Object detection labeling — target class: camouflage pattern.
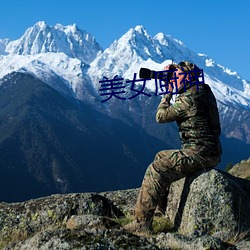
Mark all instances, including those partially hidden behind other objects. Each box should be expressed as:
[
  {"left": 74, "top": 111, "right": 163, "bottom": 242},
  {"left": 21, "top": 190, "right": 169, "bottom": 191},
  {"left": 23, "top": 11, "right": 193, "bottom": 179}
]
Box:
[
  {"left": 174, "top": 61, "right": 199, "bottom": 72},
  {"left": 134, "top": 149, "right": 220, "bottom": 222},
  {"left": 134, "top": 80, "right": 222, "bottom": 224},
  {"left": 156, "top": 83, "right": 222, "bottom": 157}
]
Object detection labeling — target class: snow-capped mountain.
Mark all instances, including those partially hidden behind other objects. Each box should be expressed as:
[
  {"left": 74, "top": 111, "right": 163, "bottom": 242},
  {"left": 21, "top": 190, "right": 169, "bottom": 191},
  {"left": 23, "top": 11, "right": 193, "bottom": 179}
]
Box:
[
  {"left": 1, "top": 22, "right": 249, "bottom": 110},
  {"left": 0, "top": 53, "right": 97, "bottom": 101},
  {"left": 4, "top": 21, "right": 102, "bottom": 64},
  {"left": 88, "top": 25, "right": 250, "bottom": 111},
  {"left": 0, "top": 22, "right": 249, "bottom": 200},
  {"left": 0, "top": 39, "right": 9, "bottom": 55},
  {"left": 0, "top": 22, "right": 102, "bottom": 102},
  {"left": 0, "top": 22, "right": 250, "bottom": 145}
]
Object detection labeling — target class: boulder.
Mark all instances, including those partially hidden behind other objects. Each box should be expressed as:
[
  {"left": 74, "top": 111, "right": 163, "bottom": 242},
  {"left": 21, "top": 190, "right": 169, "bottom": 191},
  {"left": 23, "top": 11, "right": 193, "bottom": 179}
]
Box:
[
  {"left": 4, "top": 228, "right": 160, "bottom": 250},
  {"left": 165, "top": 169, "right": 250, "bottom": 241},
  {"left": 0, "top": 193, "right": 124, "bottom": 248},
  {"left": 65, "top": 214, "right": 120, "bottom": 230},
  {"left": 156, "top": 232, "right": 227, "bottom": 250}
]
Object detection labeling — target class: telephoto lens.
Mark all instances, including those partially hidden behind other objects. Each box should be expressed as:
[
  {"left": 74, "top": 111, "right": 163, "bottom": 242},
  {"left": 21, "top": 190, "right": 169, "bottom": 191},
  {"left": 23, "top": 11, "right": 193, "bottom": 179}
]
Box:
[
  {"left": 139, "top": 68, "right": 156, "bottom": 79},
  {"left": 139, "top": 67, "right": 170, "bottom": 80}
]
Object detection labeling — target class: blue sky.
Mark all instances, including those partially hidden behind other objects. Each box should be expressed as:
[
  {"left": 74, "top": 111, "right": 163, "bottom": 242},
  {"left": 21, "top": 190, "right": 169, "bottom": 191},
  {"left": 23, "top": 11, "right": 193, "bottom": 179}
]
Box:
[{"left": 1, "top": 0, "right": 250, "bottom": 80}]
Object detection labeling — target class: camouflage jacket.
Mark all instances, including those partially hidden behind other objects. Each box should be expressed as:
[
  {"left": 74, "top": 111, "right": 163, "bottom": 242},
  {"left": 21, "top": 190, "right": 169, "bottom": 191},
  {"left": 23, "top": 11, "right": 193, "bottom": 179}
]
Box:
[{"left": 156, "top": 83, "right": 222, "bottom": 157}]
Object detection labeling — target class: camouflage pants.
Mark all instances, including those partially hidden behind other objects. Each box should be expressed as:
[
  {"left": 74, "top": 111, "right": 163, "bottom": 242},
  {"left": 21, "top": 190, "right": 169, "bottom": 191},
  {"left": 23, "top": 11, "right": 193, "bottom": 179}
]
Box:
[{"left": 134, "top": 149, "right": 220, "bottom": 223}]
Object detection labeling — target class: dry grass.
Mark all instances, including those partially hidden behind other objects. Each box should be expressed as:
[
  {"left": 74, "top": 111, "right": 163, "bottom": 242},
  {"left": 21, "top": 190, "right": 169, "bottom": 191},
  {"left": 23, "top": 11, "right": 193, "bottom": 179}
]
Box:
[{"left": 225, "top": 230, "right": 250, "bottom": 245}]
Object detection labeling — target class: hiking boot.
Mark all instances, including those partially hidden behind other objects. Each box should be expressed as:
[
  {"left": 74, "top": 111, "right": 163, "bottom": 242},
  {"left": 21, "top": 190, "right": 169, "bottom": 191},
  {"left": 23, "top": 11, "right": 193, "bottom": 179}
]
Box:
[{"left": 124, "top": 219, "right": 152, "bottom": 234}]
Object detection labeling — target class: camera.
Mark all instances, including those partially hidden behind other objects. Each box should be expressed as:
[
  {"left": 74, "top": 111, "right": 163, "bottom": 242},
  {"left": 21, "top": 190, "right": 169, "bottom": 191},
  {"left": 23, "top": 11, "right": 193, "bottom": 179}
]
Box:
[
  {"left": 139, "top": 68, "right": 158, "bottom": 79},
  {"left": 139, "top": 65, "right": 176, "bottom": 81},
  {"left": 139, "top": 68, "right": 168, "bottom": 79}
]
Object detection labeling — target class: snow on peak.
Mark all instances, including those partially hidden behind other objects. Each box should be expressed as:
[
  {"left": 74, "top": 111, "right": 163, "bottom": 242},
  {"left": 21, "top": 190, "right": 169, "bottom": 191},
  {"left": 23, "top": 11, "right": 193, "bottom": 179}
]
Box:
[
  {"left": 134, "top": 25, "right": 148, "bottom": 35},
  {"left": 0, "top": 39, "right": 9, "bottom": 55},
  {"left": 154, "top": 33, "right": 185, "bottom": 47},
  {"left": 34, "top": 21, "right": 48, "bottom": 29},
  {"left": 88, "top": 25, "right": 168, "bottom": 85},
  {"left": 206, "top": 58, "right": 215, "bottom": 67},
  {"left": 88, "top": 26, "right": 250, "bottom": 110},
  {"left": 154, "top": 33, "right": 168, "bottom": 46},
  {"left": 5, "top": 21, "right": 102, "bottom": 64},
  {"left": 0, "top": 52, "right": 98, "bottom": 103},
  {"left": 0, "top": 22, "right": 249, "bottom": 110},
  {"left": 54, "top": 23, "right": 79, "bottom": 35},
  {"left": 119, "top": 25, "right": 152, "bottom": 47}
]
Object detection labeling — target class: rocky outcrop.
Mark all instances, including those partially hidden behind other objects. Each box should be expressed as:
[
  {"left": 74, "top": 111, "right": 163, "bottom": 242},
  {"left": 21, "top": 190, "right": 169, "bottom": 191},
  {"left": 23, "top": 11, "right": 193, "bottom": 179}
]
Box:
[
  {"left": 1, "top": 169, "right": 250, "bottom": 249},
  {"left": 165, "top": 169, "right": 250, "bottom": 240},
  {"left": 229, "top": 158, "right": 250, "bottom": 180}
]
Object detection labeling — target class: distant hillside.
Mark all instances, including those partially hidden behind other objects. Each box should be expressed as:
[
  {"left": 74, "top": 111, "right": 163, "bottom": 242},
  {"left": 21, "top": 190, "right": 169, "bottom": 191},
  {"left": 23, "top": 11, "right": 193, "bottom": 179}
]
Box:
[{"left": 0, "top": 72, "right": 167, "bottom": 202}]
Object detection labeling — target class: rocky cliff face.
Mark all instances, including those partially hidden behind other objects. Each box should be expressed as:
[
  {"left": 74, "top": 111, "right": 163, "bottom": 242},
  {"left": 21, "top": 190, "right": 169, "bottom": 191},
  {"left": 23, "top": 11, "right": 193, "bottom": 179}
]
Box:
[{"left": 1, "top": 169, "right": 250, "bottom": 250}]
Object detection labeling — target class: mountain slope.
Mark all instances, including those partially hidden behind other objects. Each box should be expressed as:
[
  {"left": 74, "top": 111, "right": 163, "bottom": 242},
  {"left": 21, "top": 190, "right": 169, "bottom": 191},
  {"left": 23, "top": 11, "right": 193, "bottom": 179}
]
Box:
[
  {"left": 0, "top": 52, "right": 98, "bottom": 102},
  {"left": 0, "top": 72, "right": 168, "bottom": 202},
  {"left": 89, "top": 25, "right": 250, "bottom": 110},
  {"left": 0, "top": 23, "right": 249, "bottom": 201},
  {"left": 4, "top": 21, "right": 102, "bottom": 64},
  {"left": 0, "top": 22, "right": 102, "bottom": 104},
  {"left": 88, "top": 25, "right": 250, "bottom": 150}
]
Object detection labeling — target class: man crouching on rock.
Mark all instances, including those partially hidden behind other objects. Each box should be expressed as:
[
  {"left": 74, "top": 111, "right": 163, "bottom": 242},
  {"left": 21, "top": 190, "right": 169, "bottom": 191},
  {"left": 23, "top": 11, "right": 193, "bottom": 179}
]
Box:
[{"left": 124, "top": 61, "right": 222, "bottom": 233}]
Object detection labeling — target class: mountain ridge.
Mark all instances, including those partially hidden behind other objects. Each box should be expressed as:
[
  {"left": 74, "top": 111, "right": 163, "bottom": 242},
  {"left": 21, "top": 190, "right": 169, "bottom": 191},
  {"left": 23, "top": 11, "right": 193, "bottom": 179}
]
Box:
[
  {"left": 2, "top": 21, "right": 102, "bottom": 63},
  {"left": 1, "top": 21, "right": 250, "bottom": 148},
  {"left": 1, "top": 22, "right": 249, "bottom": 110},
  {"left": 0, "top": 22, "right": 249, "bottom": 201},
  {"left": 88, "top": 25, "right": 250, "bottom": 110}
]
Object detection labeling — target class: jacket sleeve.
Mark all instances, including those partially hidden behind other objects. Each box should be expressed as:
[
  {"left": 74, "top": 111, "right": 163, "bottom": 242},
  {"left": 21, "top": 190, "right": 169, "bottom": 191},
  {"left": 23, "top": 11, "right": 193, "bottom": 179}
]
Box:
[{"left": 156, "top": 93, "right": 196, "bottom": 123}]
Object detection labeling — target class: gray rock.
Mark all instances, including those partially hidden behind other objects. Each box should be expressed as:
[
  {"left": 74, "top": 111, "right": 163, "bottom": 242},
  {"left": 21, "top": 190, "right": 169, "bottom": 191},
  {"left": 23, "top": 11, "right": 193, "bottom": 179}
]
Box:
[
  {"left": 235, "top": 240, "right": 250, "bottom": 250},
  {"left": 229, "top": 157, "right": 250, "bottom": 180},
  {"left": 65, "top": 214, "right": 120, "bottom": 230},
  {"left": 101, "top": 188, "right": 140, "bottom": 215},
  {"left": 0, "top": 193, "right": 123, "bottom": 248},
  {"left": 156, "top": 232, "right": 227, "bottom": 250},
  {"left": 1, "top": 169, "right": 250, "bottom": 249},
  {"left": 165, "top": 169, "right": 250, "bottom": 241},
  {"left": 4, "top": 228, "right": 161, "bottom": 250}
]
